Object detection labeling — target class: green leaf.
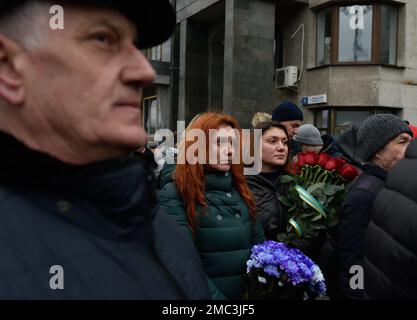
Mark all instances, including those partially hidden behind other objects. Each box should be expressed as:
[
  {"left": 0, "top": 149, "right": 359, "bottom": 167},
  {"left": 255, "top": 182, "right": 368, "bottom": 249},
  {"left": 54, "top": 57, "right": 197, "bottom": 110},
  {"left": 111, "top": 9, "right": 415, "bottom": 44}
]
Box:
[
  {"left": 306, "top": 182, "right": 326, "bottom": 196},
  {"left": 278, "top": 196, "right": 292, "bottom": 207},
  {"left": 326, "top": 196, "right": 335, "bottom": 204},
  {"left": 300, "top": 212, "right": 316, "bottom": 219},
  {"left": 280, "top": 175, "right": 295, "bottom": 184},
  {"left": 288, "top": 203, "right": 298, "bottom": 212},
  {"left": 310, "top": 215, "right": 323, "bottom": 222},
  {"left": 318, "top": 194, "right": 328, "bottom": 204},
  {"left": 323, "top": 184, "right": 336, "bottom": 196},
  {"left": 323, "top": 184, "right": 344, "bottom": 196},
  {"left": 288, "top": 189, "right": 298, "bottom": 201},
  {"left": 313, "top": 224, "right": 327, "bottom": 230}
]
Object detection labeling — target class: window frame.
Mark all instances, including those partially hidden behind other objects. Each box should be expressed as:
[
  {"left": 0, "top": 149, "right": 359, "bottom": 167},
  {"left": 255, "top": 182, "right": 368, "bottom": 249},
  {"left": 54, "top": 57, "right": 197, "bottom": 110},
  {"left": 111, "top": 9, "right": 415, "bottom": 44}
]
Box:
[
  {"left": 316, "top": 2, "right": 399, "bottom": 66},
  {"left": 314, "top": 107, "right": 399, "bottom": 135},
  {"left": 144, "top": 44, "right": 163, "bottom": 62}
]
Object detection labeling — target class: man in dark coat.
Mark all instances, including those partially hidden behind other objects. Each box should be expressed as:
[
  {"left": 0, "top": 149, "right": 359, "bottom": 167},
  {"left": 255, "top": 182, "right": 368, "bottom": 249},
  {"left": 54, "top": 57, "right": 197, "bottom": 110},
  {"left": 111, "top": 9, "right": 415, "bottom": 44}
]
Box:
[
  {"left": 0, "top": 1, "right": 210, "bottom": 299},
  {"left": 337, "top": 114, "right": 412, "bottom": 299},
  {"left": 364, "top": 140, "right": 417, "bottom": 299}
]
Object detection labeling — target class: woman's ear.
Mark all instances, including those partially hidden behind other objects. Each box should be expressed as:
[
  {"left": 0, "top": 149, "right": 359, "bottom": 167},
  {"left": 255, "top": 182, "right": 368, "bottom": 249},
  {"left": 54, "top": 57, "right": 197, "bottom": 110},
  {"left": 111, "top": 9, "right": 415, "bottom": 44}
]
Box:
[{"left": 0, "top": 34, "right": 25, "bottom": 106}]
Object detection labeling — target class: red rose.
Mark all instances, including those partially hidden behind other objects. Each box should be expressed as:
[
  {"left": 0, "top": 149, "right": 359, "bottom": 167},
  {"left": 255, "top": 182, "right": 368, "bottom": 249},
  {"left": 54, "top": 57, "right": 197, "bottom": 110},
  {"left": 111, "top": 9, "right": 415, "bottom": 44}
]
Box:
[
  {"left": 339, "top": 164, "right": 359, "bottom": 181},
  {"left": 317, "top": 153, "right": 331, "bottom": 168},
  {"left": 324, "top": 158, "right": 338, "bottom": 171},
  {"left": 336, "top": 157, "right": 347, "bottom": 169},
  {"left": 297, "top": 154, "right": 305, "bottom": 167},
  {"left": 298, "top": 151, "right": 318, "bottom": 166}
]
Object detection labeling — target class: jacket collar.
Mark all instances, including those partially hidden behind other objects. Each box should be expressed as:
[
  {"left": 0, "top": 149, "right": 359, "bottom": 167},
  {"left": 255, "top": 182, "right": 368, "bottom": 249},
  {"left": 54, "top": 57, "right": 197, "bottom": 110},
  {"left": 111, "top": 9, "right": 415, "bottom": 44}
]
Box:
[
  {"left": 0, "top": 131, "right": 157, "bottom": 240},
  {"left": 362, "top": 163, "right": 388, "bottom": 181},
  {"left": 204, "top": 170, "right": 233, "bottom": 192},
  {"left": 246, "top": 169, "right": 284, "bottom": 191}
]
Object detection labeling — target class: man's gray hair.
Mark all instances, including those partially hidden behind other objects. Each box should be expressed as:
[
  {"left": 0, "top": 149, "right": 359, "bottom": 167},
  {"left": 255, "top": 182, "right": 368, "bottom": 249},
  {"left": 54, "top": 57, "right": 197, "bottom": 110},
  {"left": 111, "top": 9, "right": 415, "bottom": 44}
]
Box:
[{"left": 0, "top": 1, "right": 51, "bottom": 49}]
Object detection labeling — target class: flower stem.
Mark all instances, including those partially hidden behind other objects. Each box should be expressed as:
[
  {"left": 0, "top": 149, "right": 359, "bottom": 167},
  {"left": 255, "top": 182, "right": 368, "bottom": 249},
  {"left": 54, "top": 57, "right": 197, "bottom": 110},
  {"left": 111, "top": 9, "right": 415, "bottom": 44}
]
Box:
[{"left": 312, "top": 166, "right": 322, "bottom": 184}]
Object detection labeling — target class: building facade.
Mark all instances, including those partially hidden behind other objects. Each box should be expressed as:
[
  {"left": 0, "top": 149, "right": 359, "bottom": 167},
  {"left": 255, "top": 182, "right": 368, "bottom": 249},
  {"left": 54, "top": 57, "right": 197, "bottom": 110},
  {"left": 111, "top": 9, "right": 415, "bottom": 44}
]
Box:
[{"left": 144, "top": 0, "right": 417, "bottom": 135}]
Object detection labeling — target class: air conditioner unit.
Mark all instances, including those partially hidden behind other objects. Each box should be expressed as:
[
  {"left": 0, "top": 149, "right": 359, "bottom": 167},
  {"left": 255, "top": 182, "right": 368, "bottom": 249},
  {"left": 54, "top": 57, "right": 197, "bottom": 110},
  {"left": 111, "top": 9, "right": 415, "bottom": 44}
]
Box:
[{"left": 275, "top": 66, "right": 298, "bottom": 89}]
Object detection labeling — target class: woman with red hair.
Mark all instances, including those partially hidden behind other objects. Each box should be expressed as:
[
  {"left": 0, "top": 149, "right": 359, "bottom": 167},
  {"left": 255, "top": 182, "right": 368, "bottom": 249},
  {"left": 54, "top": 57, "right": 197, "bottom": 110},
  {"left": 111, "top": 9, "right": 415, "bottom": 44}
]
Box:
[{"left": 159, "top": 112, "right": 265, "bottom": 300}]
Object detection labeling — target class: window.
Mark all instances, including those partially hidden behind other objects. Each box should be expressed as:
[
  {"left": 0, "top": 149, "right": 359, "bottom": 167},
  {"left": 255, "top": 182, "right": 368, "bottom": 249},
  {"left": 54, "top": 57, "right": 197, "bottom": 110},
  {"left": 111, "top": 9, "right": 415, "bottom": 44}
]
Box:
[
  {"left": 144, "top": 44, "right": 163, "bottom": 61},
  {"left": 314, "top": 109, "right": 329, "bottom": 135},
  {"left": 380, "top": 5, "right": 398, "bottom": 65},
  {"left": 314, "top": 108, "right": 399, "bottom": 135},
  {"left": 316, "top": 8, "right": 332, "bottom": 65},
  {"left": 316, "top": 3, "right": 398, "bottom": 66},
  {"left": 143, "top": 95, "right": 163, "bottom": 135},
  {"left": 338, "top": 5, "right": 373, "bottom": 62},
  {"left": 335, "top": 110, "right": 370, "bottom": 134}
]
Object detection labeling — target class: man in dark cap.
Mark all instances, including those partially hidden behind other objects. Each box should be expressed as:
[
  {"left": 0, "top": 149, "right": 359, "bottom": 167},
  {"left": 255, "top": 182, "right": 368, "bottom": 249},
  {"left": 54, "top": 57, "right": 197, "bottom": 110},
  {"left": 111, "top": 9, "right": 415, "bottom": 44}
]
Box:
[
  {"left": 271, "top": 101, "right": 304, "bottom": 157},
  {"left": 0, "top": 0, "right": 210, "bottom": 299},
  {"left": 271, "top": 101, "right": 303, "bottom": 138},
  {"left": 336, "top": 114, "right": 412, "bottom": 299}
]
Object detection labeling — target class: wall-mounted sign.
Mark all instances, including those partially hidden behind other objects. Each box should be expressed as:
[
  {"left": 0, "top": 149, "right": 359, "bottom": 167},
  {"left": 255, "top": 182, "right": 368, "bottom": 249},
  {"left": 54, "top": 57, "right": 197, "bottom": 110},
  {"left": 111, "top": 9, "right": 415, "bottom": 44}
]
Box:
[{"left": 301, "top": 94, "right": 327, "bottom": 106}]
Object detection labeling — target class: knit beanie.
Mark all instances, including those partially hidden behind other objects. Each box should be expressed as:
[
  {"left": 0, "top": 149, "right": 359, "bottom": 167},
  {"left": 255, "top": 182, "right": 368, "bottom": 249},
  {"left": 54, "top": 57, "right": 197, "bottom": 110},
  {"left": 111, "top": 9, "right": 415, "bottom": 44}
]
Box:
[
  {"left": 356, "top": 114, "right": 413, "bottom": 161},
  {"left": 271, "top": 101, "right": 304, "bottom": 122},
  {"left": 293, "top": 124, "right": 323, "bottom": 146}
]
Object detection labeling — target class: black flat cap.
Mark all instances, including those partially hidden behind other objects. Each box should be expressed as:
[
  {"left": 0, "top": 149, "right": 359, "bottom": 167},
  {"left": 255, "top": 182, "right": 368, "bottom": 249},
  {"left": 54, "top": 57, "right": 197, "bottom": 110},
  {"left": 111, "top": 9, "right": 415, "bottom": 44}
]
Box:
[{"left": 0, "top": 0, "right": 176, "bottom": 49}]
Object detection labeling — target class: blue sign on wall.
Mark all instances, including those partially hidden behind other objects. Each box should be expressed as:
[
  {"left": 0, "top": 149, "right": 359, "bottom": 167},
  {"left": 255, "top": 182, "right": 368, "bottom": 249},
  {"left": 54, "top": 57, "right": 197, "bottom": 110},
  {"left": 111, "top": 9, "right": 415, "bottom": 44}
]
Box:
[{"left": 301, "top": 94, "right": 327, "bottom": 106}]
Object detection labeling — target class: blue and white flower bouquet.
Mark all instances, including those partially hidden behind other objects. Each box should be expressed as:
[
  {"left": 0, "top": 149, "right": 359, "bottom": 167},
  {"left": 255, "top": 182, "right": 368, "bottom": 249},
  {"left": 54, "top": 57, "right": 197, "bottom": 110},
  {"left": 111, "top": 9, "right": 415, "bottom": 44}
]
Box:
[{"left": 244, "top": 240, "right": 326, "bottom": 300}]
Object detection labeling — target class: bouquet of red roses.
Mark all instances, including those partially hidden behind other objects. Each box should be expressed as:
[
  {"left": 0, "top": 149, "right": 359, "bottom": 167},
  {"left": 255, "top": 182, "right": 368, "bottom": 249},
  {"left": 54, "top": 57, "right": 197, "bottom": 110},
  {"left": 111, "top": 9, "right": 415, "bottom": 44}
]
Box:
[{"left": 277, "top": 151, "right": 359, "bottom": 242}]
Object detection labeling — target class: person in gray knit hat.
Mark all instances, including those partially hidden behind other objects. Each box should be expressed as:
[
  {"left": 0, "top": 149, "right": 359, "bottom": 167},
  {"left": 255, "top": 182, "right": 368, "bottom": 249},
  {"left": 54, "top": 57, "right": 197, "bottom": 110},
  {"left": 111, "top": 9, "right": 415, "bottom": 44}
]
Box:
[
  {"left": 336, "top": 114, "right": 412, "bottom": 300},
  {"left": 293, "top": 124, "right": 323, "bottom": 154},
  {"left": 356, "top": 114, "right": 412, "bottom": 165}
]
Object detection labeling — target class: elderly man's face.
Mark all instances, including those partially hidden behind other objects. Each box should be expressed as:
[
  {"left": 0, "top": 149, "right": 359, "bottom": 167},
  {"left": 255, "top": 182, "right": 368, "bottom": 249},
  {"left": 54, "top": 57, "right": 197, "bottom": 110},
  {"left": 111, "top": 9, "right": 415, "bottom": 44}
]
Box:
[
  {"left": 374, "top": 133, "right": 412, "bottom": 171},
  {"left": 17, "top": 6, "right": 156, "bottom": 161},
  {"left": 280, "top": 120, "right": 302, "bottom": 138}
]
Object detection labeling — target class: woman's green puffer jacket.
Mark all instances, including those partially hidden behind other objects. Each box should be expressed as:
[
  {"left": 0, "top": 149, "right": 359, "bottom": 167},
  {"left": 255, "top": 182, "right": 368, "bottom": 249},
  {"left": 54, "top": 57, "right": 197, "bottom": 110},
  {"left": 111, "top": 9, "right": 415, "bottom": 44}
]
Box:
[{"left": 159, "top": 167, "right": 265, "bottom": 300}]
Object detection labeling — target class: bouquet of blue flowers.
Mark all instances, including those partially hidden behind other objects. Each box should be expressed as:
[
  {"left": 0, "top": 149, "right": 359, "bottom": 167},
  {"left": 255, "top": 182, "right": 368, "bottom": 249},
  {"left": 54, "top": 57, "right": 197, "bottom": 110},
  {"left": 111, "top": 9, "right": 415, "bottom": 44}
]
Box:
[{"left": 244, "top": 240, "right": 326, "bottom": 300}]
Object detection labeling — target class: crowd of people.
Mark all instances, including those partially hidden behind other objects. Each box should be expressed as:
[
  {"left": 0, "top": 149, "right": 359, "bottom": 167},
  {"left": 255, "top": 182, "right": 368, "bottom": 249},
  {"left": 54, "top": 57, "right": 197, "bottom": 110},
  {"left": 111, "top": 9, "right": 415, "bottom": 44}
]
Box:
[{"left": 0, "top": 0, "right": 416, "bottom": 300}]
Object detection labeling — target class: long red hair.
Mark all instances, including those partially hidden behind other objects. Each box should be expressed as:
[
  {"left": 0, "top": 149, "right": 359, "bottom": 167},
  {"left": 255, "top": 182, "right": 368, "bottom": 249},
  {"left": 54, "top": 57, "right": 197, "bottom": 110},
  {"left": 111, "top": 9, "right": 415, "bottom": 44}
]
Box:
[{"left": 173, "top": 112, "right": 257, "bottom": 233}]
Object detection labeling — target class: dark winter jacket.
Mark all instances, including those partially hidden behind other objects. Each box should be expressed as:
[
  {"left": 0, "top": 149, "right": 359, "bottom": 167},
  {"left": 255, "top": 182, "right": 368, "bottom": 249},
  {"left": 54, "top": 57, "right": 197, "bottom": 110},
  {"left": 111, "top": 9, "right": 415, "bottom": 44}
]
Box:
[
  {"left": 246, "top": 171, "right": 288, "bottom": 240},
  {"left": 159, "top": 168, "right": 265, "bottom": 300},
  {"left": 364, "top": 140, "right": 417, "bottom": 299},
  {"left": 0, "top": 133, "right": 210, "bottom": 299},
  {"left": 337, "top": 164, "right": 386, "bottom": 299}
]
